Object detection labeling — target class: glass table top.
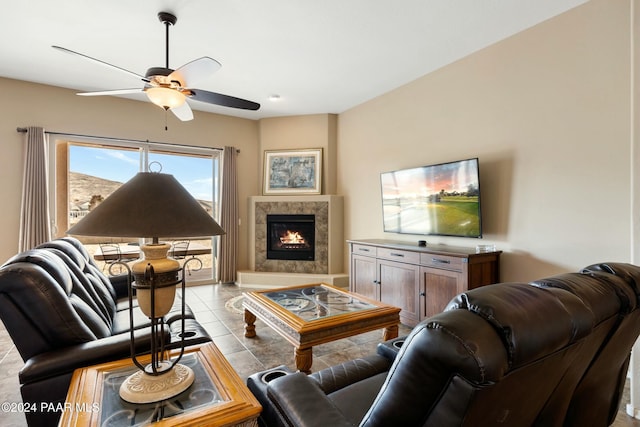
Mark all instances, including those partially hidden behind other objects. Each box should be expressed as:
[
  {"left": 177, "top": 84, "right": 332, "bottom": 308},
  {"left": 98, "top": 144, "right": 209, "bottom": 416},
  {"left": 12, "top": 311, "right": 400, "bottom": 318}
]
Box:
[
  {"left": 99, "top": 353, "right": 225, "bottom": 427},
  {"left": 263, "top": 285, "right": 375, "bottom": 321}
]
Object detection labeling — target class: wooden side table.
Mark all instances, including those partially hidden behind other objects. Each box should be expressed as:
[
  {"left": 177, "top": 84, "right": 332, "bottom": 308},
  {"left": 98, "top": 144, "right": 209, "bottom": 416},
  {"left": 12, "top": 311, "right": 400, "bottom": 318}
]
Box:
[{"left": 59, "top": 342, "right": 261, "bottom": 426}]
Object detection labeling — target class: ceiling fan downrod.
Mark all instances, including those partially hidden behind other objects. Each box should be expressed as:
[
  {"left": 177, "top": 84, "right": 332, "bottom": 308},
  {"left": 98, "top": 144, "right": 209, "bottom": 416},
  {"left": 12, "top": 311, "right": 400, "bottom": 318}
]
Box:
[{"left": 158, "top": 12, "right": 177, "bottom": 69}]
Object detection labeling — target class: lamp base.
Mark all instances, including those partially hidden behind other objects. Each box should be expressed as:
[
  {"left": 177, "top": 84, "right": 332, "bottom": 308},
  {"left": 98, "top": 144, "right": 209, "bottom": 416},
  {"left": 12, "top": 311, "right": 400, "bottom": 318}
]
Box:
[{"left": 119, "top": 362, "right": 195, "bottom": 404}]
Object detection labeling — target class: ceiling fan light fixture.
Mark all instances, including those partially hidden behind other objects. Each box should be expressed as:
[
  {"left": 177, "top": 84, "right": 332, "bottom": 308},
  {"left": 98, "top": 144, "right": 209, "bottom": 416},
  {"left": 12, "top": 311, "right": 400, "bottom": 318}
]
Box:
[{"left": 146, "top": 87, "right": 186, "bottom": 109}]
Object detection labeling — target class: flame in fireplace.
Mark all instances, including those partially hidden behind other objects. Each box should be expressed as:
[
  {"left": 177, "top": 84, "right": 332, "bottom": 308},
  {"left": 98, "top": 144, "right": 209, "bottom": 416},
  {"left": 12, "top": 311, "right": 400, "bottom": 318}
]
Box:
[{"left": 280, "top": 230, "right": 306, "bottom": 245}]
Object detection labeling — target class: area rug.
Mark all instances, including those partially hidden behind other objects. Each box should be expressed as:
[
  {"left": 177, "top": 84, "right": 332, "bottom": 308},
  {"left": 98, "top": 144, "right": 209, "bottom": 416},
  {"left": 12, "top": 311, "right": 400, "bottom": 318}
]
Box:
[{"left": 225, "top": 295, "right": 245, "bottom": 315}]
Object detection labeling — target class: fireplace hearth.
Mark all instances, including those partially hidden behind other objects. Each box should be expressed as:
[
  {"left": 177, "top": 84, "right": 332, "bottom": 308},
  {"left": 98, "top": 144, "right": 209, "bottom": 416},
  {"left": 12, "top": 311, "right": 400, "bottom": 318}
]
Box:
[{"left": 267, "top": 214, "right": 315, "bottom": 261}]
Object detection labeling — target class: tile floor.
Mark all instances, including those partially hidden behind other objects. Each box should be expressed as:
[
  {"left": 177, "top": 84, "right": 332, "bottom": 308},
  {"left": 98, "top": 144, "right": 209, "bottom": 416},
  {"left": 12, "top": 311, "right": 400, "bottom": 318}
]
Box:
[{"left": 1, "top": 283, "right": 639, "bottom": 426}]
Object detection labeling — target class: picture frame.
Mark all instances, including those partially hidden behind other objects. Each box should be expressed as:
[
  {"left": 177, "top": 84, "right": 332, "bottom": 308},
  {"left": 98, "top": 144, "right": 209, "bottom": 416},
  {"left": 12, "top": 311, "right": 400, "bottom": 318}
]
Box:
[{"left": 263, "top": 149, "right": 322, "bottom": 195}]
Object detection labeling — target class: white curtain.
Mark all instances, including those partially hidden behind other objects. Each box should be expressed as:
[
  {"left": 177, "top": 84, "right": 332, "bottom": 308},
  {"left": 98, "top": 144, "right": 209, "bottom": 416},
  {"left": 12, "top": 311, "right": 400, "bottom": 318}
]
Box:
[
  {"left": 217, "top": 146, "right": 239, "bottom": 283},
  {"left": 19, "top": 126, "right": 51, "bottom": 251}
]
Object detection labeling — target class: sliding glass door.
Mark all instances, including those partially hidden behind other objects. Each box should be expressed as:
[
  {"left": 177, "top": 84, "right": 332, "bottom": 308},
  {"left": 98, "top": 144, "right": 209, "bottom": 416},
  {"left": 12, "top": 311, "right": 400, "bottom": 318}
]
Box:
[{"left": 55, "top": 140, "right": 221, "bottom": 283}]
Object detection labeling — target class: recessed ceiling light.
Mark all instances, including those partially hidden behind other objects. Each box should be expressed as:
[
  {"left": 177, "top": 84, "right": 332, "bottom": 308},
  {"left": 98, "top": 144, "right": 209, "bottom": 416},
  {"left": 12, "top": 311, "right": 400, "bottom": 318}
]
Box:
[{"left": 269, "top": 94, "right": 281, "bottom": 101}]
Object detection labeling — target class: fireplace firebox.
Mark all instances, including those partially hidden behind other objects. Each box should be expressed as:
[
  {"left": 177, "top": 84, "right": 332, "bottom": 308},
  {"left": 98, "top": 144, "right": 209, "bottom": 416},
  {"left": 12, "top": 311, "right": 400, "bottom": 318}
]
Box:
[{"left": 266, "top": 214, "right": 315, "bottom": 261}]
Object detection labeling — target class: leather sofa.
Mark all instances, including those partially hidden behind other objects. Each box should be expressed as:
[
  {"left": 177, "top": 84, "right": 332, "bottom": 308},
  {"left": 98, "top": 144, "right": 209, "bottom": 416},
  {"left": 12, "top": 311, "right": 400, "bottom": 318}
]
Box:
[
  {"left": 248, "top": 262, "right": 640, "bottom": 427},
  {"left": 0, "top": 237, "right": 211, "bottom": 426}
]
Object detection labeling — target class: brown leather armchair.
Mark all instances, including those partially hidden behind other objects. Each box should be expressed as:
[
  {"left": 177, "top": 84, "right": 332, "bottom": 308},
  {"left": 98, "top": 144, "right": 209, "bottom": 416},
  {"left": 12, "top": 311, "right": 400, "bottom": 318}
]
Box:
[
  {"left": 248, "top": 263, "right": 640, "bottom": 427},
  {"left": 0, "top": 237, "right": 211, "bottom": 426}
]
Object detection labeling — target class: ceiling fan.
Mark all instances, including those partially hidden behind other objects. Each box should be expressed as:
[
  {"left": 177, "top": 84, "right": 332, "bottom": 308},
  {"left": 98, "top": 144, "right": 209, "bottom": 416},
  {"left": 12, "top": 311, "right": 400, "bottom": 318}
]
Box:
[{"left": 53, "top": 11, "right": 260, "bottom": 122}]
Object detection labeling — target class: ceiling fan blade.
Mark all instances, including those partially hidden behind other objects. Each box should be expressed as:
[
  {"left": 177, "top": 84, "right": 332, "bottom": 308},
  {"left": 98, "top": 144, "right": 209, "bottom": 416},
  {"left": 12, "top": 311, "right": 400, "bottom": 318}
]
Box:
[
  {"left": 170, "top": 102, "right": 194, "bottom": 121},
  {"left": 52, "top": 45, "right": 149, "bottom": 83},
  {"left": 169, "top": 57, "right": 221, "bottom": 87},
  {"left": 77, "top": 88, "right": 144, "bottom": 96},
  {"left": 189, "top": 88, "right": 260, "bottom": 111}
]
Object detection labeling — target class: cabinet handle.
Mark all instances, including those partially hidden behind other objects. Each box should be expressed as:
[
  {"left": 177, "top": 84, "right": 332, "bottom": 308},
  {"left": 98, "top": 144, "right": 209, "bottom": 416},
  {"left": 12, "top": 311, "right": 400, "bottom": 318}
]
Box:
[
  {"left": 372, "top": 280, "right": 380, "bottom": 285},
  {"left": 359, "top": 248, "right": 371, "bottom": 252},
  {"left": 420, "top": 292, "right": 426, "bottom": 297},
  {"left": 431, "top": 258, "right": 450, "bottom": 264},
  {"left": 390, "top": 252, "right": 404, "bottom": 258}
]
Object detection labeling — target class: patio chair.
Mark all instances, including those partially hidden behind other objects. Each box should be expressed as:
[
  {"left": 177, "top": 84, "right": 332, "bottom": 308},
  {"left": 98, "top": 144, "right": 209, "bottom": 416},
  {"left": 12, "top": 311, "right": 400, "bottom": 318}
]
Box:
[
  {"left": 98, "top": 243, "right": 122, "bottom": 274},
  {"left": 170, "top": 240, "right": 202, "bottom": 275},
  {"left": 170, "top": 240, "right": 190, "bottom": 260}
]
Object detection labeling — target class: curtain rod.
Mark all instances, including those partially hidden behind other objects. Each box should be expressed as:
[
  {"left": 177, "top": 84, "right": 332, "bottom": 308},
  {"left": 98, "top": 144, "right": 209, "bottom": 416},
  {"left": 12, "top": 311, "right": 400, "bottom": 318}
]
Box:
[{"left": 16, "top": 127, "right": 238, "bottom": 153}]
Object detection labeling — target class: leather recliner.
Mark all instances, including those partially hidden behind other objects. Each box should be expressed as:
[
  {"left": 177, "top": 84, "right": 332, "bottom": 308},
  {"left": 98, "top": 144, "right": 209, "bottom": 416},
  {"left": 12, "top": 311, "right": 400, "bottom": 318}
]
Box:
[
  {"left": 249, "top": 262, "right": 640, "bottom": 427},
  {"left": 0, "top": 237, "right": 211, "bottom": 426}
]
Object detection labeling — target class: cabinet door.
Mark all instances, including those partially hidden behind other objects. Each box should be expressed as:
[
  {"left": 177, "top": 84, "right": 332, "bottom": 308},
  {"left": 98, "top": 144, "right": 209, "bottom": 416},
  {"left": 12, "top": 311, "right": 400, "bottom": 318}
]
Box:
[
  {"left": 421, "top": 267, "right": 463, "bottom": 319},
  {"left": 379, "top": 259, "right": 420, "bottom": 326},
  {"left": 351, "top": 254, "right": 378, "bottom": 300}
]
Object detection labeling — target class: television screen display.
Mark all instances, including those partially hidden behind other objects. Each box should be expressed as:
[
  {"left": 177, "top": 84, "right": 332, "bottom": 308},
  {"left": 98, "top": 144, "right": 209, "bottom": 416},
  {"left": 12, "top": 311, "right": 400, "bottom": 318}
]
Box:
[{"left": 380, "top": 158, "right": 482, "bottom": 238}]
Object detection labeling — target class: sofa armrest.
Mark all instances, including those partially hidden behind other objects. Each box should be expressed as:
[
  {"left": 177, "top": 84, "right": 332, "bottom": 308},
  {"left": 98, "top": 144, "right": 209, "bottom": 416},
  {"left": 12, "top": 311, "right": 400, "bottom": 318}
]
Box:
[
  {"left": 268, "top": 372, "right": 355, "bottom": 427},
  {"left": 376, "top": 335, "right": 408, "bottom": 361},
  {"left": 310, "top": 355, "right": 391, "bottom": 394},
  {"left": 19, "top": 328, "right": 156, "bottom": 384},
  {"left": 109, "top": 273, "right": 133, "bottom": 299}
]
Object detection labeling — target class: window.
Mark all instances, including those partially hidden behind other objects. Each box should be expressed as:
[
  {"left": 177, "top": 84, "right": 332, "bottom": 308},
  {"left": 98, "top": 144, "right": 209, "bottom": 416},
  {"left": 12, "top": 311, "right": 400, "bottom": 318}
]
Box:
[{"left": 53, "top": 139, "right": 221, "bottom": 283}]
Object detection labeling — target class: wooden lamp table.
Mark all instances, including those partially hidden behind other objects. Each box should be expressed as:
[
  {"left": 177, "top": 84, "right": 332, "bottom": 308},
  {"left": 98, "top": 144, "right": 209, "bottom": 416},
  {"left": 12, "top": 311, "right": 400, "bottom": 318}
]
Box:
[
  {"left": 242, "top": 283, "right": 400, "bottom": 374},
  {"left": 59, "top": 342, "right": 261, "bottom": 427}
]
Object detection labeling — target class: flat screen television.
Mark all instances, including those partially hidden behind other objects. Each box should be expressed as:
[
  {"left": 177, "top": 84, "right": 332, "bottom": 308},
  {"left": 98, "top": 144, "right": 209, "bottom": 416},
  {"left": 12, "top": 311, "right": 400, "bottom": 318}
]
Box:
[{"left": 380, "top": 158, "right": 482, "bottom": 238}]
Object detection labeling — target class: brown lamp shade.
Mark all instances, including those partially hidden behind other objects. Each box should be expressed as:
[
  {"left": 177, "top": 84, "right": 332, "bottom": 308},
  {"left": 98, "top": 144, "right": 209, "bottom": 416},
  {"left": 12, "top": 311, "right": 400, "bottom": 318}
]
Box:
[{"left": 66, "top": 172, "right": 225, "bottom": 238}]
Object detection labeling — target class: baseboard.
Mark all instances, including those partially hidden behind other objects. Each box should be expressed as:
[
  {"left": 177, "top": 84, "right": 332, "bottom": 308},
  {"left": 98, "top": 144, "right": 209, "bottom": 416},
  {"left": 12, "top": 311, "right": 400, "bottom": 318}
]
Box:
[{"left": 236, "top": 270, "right": 349, "bottom": 289}]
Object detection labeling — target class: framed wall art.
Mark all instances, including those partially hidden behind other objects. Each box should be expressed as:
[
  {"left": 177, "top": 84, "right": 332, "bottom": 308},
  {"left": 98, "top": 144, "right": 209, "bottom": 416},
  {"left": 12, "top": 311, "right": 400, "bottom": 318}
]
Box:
[{"left": 263, "top": 149, "right": 322, "bottom": 195}]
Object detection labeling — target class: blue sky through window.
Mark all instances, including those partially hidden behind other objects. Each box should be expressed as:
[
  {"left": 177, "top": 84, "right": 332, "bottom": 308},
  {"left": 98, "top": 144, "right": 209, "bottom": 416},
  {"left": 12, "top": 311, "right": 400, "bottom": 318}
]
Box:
[{"left": 69, "top": 145, "right": 214, "bottom": 202}]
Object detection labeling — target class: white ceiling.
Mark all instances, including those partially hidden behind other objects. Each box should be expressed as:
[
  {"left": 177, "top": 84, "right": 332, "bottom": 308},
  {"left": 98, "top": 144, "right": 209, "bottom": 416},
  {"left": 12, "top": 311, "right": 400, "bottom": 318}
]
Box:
[{"left": 2, "top": 0, "right": 588, "bottom": 120}]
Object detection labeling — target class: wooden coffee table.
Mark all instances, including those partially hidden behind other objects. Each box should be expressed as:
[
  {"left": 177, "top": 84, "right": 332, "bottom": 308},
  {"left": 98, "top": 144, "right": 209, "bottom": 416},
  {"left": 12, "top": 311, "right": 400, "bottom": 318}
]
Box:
[
  {"left": 242, "top": 283, "right": 400, "bottom": 373},
  {"left": 59, "top": 342, "right": 261, "bottom": 426}
]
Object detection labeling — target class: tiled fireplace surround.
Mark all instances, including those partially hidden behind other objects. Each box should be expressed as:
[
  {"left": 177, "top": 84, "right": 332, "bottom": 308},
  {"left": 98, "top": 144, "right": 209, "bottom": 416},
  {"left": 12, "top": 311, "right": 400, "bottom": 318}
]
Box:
[{"left": 238, "top": 195, "right": 348, "bottom": 288}]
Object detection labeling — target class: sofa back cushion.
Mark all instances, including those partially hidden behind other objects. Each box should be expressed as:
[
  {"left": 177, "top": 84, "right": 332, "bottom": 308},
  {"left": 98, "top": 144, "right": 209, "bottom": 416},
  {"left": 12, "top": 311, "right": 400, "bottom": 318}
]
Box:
[
  {"left": 448, "top": 283, "right": 594, "bottom": 369},
  {"left": 37, "top": 238, "right": 117, "bottom": 323},
  {"left": 0, "top": 240, "right": 117, "bottom": 361}
]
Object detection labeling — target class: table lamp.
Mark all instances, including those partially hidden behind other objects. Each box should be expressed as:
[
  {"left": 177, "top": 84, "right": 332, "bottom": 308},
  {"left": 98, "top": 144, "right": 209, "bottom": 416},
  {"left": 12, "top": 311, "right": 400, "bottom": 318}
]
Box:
[{"left": 67, "top": 170, "right": 225, "bottom": 403}]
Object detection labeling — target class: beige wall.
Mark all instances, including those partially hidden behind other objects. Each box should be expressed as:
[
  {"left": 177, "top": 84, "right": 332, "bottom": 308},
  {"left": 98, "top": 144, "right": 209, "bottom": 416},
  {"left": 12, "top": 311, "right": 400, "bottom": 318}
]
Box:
[
  {"left": 0, "top": 77, "right": 259, "bottom": 268},
  {"left": 258, "top": 114, "right": 338, "bottom": 194},
  {"left": 338, "top": 0, "right": 633, "bottom": 281}
]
